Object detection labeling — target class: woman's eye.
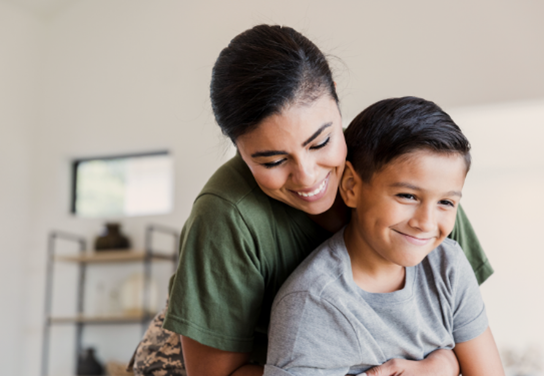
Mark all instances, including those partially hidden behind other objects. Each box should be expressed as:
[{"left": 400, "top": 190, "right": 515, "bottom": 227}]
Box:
[
  {"left": 310, "top": 136, "right": 330, "bottom": 150},
  {"left": 397, "top": 193, "right": 416, "bottom": 200},
  {"left": 263, "top": 159, "right": 286, "bottom": 169}
]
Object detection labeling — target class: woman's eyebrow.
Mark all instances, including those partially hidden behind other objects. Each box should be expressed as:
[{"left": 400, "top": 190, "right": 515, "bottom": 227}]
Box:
[
  {"left": 251, "top": 150, "right": 287, "bottom": 158},
  {"left": 302, "top": 122, "right": 332, "bottom": 147}
]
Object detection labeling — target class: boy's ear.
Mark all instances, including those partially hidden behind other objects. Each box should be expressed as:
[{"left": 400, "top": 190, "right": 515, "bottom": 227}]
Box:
[{"left": 339, "top": 161, "right": 360, "bottom": 209}]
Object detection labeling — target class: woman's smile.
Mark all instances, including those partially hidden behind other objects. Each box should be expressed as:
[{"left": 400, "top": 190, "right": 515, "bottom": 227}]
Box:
[{"left": 291, "top": 172, "right": 330, "bottom": 200}]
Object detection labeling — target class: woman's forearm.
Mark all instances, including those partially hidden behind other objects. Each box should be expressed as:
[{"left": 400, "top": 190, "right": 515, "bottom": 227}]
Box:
[{"left": 424, "top": 349, "right": 460, "bottom": 376}]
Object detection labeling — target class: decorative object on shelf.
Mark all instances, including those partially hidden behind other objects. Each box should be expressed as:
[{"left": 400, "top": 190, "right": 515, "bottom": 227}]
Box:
[
  {"left": 76, "top": 347, "right": 104, "bottom": 375},
  {"left": 108, "top": 287, "right": 122, "bottom": 316},
  {"left": 120, "top": 272, "right": 159, "bottom": 316},
  {"left": 94, "top": 282, "right": 107, "bottom": 317},
  {"left": 94, "top": 223, "right": 130, "bottom": 251}
]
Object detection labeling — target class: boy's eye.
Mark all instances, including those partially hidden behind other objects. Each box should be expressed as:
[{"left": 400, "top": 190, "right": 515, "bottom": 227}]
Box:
[
  {"left": 396, "top": 193, "right": 416, "bottom": 200},
  {"left": 439, "top": 199, "right": 455, "bottom": 207},
  {"left": 263, "top": 159, "right": 286, "bottom": 169},
  {"left": 309, "top": 136, "right": 330, "bottom": 150}
]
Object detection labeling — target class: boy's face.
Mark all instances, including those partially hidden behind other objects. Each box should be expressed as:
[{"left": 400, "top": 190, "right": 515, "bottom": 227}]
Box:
[{"left": 341, "top": 149, "right": 467, "bottom": 268}]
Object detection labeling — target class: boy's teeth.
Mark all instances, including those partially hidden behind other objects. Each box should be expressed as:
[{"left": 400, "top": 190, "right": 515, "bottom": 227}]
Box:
[{"left": 297, "top": 179, "right": 326, "bottom": 197}]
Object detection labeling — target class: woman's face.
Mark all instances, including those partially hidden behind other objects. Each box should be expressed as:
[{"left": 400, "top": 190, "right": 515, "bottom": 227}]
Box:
[{"left": 236, "top": 95, "right": 347, "bottom": 215}]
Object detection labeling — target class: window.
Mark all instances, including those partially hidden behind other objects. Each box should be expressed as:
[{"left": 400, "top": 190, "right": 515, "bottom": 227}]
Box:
[{"left": 71, "top": 151, "right": 173, "bottom": 217}]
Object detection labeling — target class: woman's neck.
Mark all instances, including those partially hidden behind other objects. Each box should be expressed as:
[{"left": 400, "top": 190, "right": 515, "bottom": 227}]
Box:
[{"left": 306, "top": 192, "right": 350, "bottom": 233}]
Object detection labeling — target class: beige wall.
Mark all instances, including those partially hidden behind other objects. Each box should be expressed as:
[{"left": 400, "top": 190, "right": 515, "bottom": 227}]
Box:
[
  {"left": 0, "top": 3, "right": 42, "bottom": 375},
  {"left": 1, "top": 0, "right": 543, "bottom": 374},
  {"left": 450, "top": 100, "right": 544, "bottom": 360}
]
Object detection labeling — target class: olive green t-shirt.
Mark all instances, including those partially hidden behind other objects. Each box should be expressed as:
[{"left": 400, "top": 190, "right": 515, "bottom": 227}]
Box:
[{"left": 163, "top": 154, "right": 493, "bottom": 361}]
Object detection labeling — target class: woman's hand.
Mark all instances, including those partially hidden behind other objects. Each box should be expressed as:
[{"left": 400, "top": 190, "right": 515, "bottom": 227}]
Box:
[
  {"left": 181, "top": 335, "right": 263, "bottom": 376},
  {"left": 362, "top": 348, "right": 460, "bottom": 376}
]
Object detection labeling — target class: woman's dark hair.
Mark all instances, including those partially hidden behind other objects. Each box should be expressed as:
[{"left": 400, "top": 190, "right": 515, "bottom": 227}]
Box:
[
  {"left": 344, "top": 96, "right": 471, "bottom": 182},
  {"left": 210, "top": 24, "right": 338, "bottom": 142}
]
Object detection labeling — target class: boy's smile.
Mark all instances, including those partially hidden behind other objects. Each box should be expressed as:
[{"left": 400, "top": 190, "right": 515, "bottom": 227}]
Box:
[{"left": 340, "top": 149, "right": 468, "bottom": 291}]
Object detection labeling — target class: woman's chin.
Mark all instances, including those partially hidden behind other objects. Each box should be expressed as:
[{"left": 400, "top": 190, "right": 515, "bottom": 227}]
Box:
[
  {"left": 265, "top": 185, "right": 337, "bottom": 215},
  {"left": 295, "top": 194, "right": 336, "bottom": 215}
]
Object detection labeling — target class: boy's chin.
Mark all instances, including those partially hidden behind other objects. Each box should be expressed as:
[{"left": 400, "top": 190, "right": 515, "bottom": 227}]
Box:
[
  {"left": 401, "top": 258, "right": 427, "bottom": 268},
  {"left": 394, "top": 251, "right": 433, "bottom": 268}
]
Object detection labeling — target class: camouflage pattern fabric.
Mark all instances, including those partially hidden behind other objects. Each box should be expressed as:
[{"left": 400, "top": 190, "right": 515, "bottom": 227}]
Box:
[{"left": 127, "top": 302, "right": 187, "bottom": 376}]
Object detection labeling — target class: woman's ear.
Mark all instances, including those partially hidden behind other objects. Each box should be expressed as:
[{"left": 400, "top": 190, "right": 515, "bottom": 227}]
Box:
[{"left": 339, "top": 161, "right": 360, "bottom": 209}]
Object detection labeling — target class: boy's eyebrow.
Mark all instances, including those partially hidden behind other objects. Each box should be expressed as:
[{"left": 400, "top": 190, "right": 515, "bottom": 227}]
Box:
[
  {"left": 251, "top": 122, "right": 333, "bottom": 158},
  {"left": 391, "top": 182, "right": 463, "bottom": 197}
]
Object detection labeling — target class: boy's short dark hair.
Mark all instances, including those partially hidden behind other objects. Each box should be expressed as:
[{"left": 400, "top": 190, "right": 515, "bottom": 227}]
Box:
[{"left": 344, "top": 96, "right": 471, "bottom": 182}]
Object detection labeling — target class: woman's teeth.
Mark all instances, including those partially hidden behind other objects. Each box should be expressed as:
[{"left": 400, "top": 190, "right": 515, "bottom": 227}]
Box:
[{"left": 297, "top": 178, "right": 327, "bottom": 198}]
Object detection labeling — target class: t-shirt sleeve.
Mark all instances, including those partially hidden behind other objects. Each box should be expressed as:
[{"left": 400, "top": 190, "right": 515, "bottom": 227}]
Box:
[
  {"left": 163, "top": 193, "right": 264, "bottom": 353},
  {"left": 448, "top": 204, "right": 494, "bottom": 285},
  {"left": 264, "top": 293, "right": 361, "bottom": 376},
  {"left": 450, "top": 242, "right": 489, "bottom": 343}
]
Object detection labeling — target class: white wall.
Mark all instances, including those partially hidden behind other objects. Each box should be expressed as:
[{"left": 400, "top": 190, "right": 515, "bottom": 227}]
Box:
[
  {"left": 450, "top": 100, "right": 544, "bottom": 365},
  {"left": 0, "top": 3, "right": 43, "bottom": 375},
  {"left": 0, "top": 0, "right": 543, "bottom": 374}
]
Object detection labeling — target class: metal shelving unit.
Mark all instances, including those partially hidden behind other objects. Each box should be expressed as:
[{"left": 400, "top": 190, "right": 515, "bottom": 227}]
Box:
[{"left": 41, "top": 224, "right": 179, "bottom": 376}]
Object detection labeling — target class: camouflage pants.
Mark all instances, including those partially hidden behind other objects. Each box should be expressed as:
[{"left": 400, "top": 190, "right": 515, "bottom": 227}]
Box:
[{"left": 127, "top": 302, "right": 187, "bottom": 376}]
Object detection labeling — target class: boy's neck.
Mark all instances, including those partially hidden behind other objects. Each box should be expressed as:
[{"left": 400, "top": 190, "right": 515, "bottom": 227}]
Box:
[{"left": 343, "top": 222, "right": 406, "bottom": 294}]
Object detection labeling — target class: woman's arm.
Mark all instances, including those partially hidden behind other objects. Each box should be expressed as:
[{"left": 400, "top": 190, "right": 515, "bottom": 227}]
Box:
[
  {"left": 181, "top": 335, "right": 263, "bottom": 376},
  {"left": 363, "top": 348, "right": 459, "bottom": 376},
  {"left": 453, "top": 327, "right": 505, "bottom": 376}
]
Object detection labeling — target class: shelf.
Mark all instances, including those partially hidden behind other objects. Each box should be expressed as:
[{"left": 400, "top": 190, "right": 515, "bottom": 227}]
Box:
[
  {"left": 54, "top": 250, "right": 175, "bottom": 263},
  {"left": 49, "top": 313, "right": 155, "bottom": 324},
  {"left": 42, "top": 226, "right": 179, "bottom": 376}
]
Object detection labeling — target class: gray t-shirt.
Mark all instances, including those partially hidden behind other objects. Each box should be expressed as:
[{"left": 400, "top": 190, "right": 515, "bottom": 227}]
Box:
[{"left": 264, "top": 229, "right": 488, "bottom": 376}]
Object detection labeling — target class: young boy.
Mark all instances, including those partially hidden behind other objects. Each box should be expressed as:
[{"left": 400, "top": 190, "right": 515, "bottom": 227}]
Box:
[{"left": 263, "top": 97, "right": 504, "bottom": 376}]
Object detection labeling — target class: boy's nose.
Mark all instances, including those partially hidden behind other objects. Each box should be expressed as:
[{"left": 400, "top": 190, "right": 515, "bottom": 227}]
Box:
[{"left": 409, "top": 205, "right": 437, "bottom": 233}]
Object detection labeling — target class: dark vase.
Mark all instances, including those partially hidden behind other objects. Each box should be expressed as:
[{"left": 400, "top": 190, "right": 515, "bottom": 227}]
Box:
[
  {"left": 76, "top": 347, "right": 104, "bottom": 375},
  {"left": 94, "top": 223, "right": 130, "bottom": 251}
]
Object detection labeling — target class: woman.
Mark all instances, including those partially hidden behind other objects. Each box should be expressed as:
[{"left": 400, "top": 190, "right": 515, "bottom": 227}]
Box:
[{"left": 130, "top": 24, "right": 493, "bottom": 376}]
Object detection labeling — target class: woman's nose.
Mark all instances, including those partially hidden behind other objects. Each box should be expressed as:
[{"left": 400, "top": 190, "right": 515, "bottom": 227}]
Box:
[{"left": 290, "top": 158, "right": 316, "bottom": 186}]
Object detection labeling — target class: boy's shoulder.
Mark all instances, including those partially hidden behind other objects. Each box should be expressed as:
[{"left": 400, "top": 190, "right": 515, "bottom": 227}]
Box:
[
  {"left": 423, "top": 237, "right": 476, "bottom": 288},
  {"left": 273, "top": 229, "right": 349, "bottom": 304}
]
